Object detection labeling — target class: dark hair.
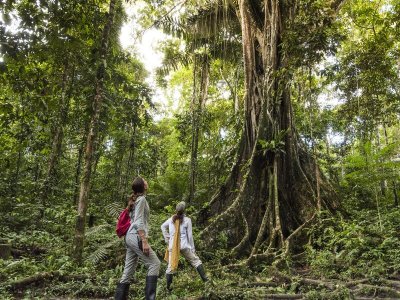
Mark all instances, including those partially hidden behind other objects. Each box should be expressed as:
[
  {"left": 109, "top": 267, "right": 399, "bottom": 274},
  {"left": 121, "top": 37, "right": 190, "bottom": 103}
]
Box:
[
  {"left": 127, "top": 177, "right": 145, "bottom": 211},
  {"left": 172, "top": 211, "right": 184, "bottom": 223}
]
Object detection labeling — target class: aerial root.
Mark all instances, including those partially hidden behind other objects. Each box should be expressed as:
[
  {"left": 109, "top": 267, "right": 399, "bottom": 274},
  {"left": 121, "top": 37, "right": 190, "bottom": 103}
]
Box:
[{"left": 230, "top": 210, "right": 250, "bottom": 256}]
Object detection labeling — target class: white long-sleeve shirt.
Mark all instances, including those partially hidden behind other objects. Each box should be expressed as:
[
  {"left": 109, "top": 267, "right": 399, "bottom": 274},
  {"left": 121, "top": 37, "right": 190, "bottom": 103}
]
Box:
[
  {"left": 127, "top": 195, "right": 150, "bottom": 237},
  {"left": 161, "top": 216, "right": 195, "bottom": 251}
]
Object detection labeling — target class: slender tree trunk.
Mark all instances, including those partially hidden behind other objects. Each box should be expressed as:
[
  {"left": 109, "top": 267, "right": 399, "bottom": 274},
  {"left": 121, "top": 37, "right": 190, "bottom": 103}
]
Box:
[
  {"left": 112, "top": 144, "right": 124, "bottom": 202},
  {"left": 375, "top": 126, "right": 387, "bottom": 196},
  {"left": 11, "top": 147, "right": 23, "bottom": 199},
  {"left": 122, "top": 127, "right": 135, "bottom": 202},
  {"left": 189, "top": 54, "right": 210, "bottom": 203},
  {"left": 73, "top": 139, "right": 84, "bottom": 205},
  {"left": 72, "top": 0, "right": 118, "bottom": 263},
  {"left": 219, "top": 66, "right": 240, "bottom": 114},
  {"left": 383, "top": 123, "right": 399, "bottom": 207},
  {"left": 40, "top": 63, "right": 74, "bottom": 215},
  {"left": 393, "top": 182, "right": 399, "bottom": 207},
  {"left": 91, "top": 133, "right": 106, "bottom": 179},
  {"left": 10, "top": 103, "right": 27, "bottom": 200}
]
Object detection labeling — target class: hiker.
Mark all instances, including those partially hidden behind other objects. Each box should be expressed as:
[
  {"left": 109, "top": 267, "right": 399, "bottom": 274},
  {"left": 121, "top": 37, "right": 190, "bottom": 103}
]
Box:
[
  {"left": 115, "top": 177, "right": 161, "bottom": 300},
  {"left": 161, "top": 201, "right": 208, "bottom": 291}
]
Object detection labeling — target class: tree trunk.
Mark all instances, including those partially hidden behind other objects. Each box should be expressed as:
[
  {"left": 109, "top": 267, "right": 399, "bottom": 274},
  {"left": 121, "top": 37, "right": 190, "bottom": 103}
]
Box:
[
  {"left": 122, "top": 126, "right": 136, "bottom": 202},
  {"left": 73, "top": 138, "right": 85, "bottom": 205},
  {"left": 112, "top": 143, "right": 124, "bottom": 202},
  {"left": 72, "top": 0, "right": 118, "bottom": 263},
  {"left": 0, "top": 243, "right": 11, "bottom": 259},
  {"left": 189, "top": 54, "right": 210, "bottom": 203},
  {"left": 383, "top": 123, "right": 398, "bottom": 207},
  {"left": 393, "top": 182, "right": 399, "bottom": 207},
  {"left": 375, "top": 126, "right": 387, "bottom": 196},
  {"left": 10, "top": 103, "right": 25, "bottom": 199},
  {"left": 199, "top": 0, "right": 341, "bottom": 259},
  {"left": 40, "top": 62, "right": 74, "bottom": 215}
]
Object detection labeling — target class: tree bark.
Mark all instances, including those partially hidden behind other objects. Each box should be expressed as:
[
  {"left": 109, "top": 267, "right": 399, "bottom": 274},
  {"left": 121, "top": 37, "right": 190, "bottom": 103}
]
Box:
[
  {"left": 393, "top": 182, "right": 399, "bottom": 207},
  {"left": 40, "top": 62, "right": 74, "bottom": 215},
  {"left": 0, "top": 244, "right": 11, "bottom": 259},
  {"left": 72, "top": 0, "right": 118, "bottom": 264},
  {"left": 199, "top": 0, "right": 341, "bottom": 258},
  {"left": 10, "top": 103, "right": 25, "bottom": 199},
  {"left": 189, "top": 54, "right": 210, "bottom": 203},
  {"left": 383, "top": 123, "right": 398, "bottom": 207},
  {"left": 121, "top": 125, "right": 136, "bottom": 202},
  {"left": 73, "top": 138, "right": 85, "bottom": 205},
  {"left": 375, "top": 126, "right": 387, "bottom": 196}
]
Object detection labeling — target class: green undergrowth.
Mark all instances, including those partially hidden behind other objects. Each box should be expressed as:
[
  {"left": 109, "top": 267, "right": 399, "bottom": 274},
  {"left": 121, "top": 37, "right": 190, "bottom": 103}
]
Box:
[
  {"left": 306, "top": 207, "right": 400, "bottom": 280},
  {"left": 1, "top": 200, "right": 399, "bottom": 299}
]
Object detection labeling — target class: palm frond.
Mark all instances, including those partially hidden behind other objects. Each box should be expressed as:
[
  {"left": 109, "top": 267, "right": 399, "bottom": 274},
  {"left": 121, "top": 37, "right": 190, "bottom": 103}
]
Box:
[
  {"left": 105, "top": 202, "right": 124, "bottom": 218},
  {"left": 85, "top": 224, "right": 114, "bottom": 236},
  {"left": 187, "top": 0, "right": 239, "bottom": 39},
  {"left": 155, "top": 16, "right": 188, "bottom": 39}
]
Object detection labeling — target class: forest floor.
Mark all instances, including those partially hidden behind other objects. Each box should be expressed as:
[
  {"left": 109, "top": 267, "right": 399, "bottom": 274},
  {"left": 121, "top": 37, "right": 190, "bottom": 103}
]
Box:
[
  {"left": 1, "top": 208, "right": 400, "bottom": 299},
  {"left": 3, "top": 264, "right": 400, "bottom": 299}
]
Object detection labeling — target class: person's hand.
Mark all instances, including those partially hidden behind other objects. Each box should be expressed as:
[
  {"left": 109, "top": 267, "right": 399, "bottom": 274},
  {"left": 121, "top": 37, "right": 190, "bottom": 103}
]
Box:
[{"left": 142, "top": 240, "right": 150, "bottom": 256}]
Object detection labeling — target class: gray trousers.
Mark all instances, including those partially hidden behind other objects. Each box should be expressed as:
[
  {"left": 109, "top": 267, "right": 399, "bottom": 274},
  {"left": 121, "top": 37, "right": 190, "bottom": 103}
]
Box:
[
  {"left": 166, "top": 248, "right": 202, "bottom": 274},
  {"left": 120, "top": 233, "right": 161, "bottom": 283}
]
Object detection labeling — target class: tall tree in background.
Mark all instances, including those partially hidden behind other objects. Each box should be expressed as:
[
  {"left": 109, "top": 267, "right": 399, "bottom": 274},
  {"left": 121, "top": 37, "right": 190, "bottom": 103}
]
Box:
[
  {"left": 331, "top": 0, "right": 400, "bottom": 207},
  {"left": 189, "top": 52, "right": 210, "bottom": 203},
  {"left": 197, "top": 0, "right": 344, "bottom": 258},
  {"left": 155, "top": 4, "right": 243, "bottom": 203},
  {"left": 72, "top": 0, "right": 120, "bottom": 263}
]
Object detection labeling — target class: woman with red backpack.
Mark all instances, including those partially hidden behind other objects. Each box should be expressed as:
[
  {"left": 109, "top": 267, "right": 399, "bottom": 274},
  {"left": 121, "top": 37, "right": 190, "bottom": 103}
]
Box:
[{"left": 115, "top": 177, "right": 161, "bottom": 300}]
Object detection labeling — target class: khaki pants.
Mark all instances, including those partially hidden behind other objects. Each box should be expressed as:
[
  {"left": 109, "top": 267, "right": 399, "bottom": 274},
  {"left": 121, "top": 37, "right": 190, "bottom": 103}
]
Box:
[{"left": 166, "top": 248, "right": 202, "bottom": 274}]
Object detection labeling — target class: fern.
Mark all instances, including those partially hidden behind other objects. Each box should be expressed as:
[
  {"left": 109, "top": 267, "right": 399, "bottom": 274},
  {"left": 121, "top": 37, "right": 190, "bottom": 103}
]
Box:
[{"left": 86, "top": 239, "right": 121, "bottom": 265}]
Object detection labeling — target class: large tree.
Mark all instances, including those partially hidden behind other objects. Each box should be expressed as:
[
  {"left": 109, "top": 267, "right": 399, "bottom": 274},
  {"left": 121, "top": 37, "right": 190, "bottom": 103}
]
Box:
[
  {"left": 72, "top": 0, "right": 121, "bottom": 263},
  {"left": 197, "top": 0, "right": 344, "bottom": 259}
]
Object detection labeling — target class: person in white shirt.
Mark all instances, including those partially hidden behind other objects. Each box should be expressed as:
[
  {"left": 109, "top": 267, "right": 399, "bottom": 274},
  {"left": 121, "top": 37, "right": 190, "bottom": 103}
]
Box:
[{"left": 161, "top": 201, "right": 208, "bottom": 291}]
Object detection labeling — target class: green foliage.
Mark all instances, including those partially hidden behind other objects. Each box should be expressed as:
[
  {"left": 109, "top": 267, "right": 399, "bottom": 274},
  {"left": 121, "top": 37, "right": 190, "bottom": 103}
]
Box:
[
  {"left": 2, "top": 0, "right": 400, "bottom": 299},
  {"left": 306, "top": 209, "right": 400, "bottom": 279},
  {"left": 258, "top": 129, "right": 288, "bottom": 154},
  {"left": 341, "top": 140, "right": 400, "bottom": 208}
]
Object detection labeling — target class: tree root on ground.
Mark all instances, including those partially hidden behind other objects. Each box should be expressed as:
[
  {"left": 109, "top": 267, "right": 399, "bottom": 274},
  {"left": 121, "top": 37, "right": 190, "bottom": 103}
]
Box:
[
  {"left": 2, "top": 271, "right": 88, "bottom": 291},
  {"left": 230, "top": 269, "right": 400, "bottom": 300},
  {"left": 355, "top": 283, "right": 400, "bottom": 297}
]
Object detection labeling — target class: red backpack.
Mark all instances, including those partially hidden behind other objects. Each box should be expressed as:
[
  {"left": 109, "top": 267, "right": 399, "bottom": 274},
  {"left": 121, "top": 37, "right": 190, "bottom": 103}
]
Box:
[{"left": 116, "top": 209, "right": 131, "bottom": 238}]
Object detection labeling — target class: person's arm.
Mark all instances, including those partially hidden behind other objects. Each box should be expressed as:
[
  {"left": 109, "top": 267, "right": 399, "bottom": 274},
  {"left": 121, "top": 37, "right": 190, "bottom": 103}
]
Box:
[
  {"left": 161, "top": 219, "right": 170, "bottom": 243},
  {"left": 134, "top": 197, "right": 150, "bottom": 256},
  {"left": 187, "top": 218, "right": 195, "bottom": 252},
  {"left": 134, "top": 197, "right": 146, "bottom": 232}
]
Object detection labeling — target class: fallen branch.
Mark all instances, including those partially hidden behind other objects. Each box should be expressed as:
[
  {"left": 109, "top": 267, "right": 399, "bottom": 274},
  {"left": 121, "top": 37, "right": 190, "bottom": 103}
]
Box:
[
  {"left": 242, "top": 281, "right": 279, "bottom": 288},
  {"left": 345, "top": 279, "right": 370, "bottom": 287},
  {"left": 384, "top": 279, "right": 400, "bottom": 290},
  {"left": 262, "top": 294, "right": 303, "bottom": 299},
  {"left": 356, "top": 284, "right": 400, "bottom": 297},
  {"left": 255, "top": 277, "right": 336, "bottom": 290},
  {"left": 10, "top": 246, "right": 47, "bottom": 258},
  {"left": 2, "top": 271, "right": 88, "bottom": 291},
  {"left": 299, "top": 278, "right": 335, "bottom": 290},
  {"left": 4, "top": 271, "right": 60, "bottom": 291}
]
